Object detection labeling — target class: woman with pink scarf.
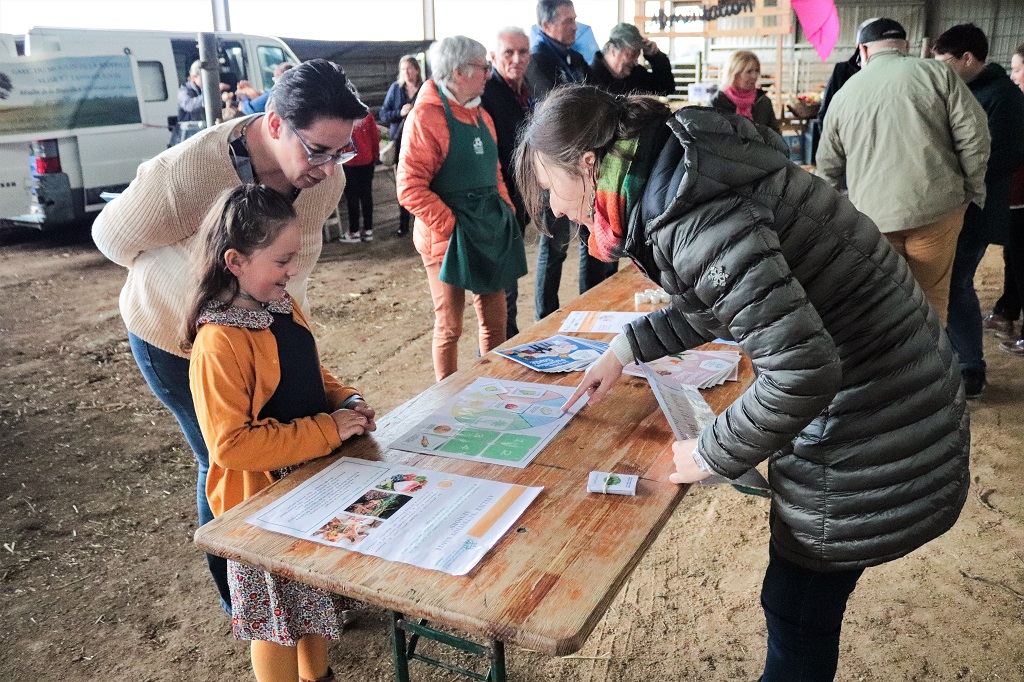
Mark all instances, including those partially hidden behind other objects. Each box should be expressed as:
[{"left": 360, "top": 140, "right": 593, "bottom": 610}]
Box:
[{"left": 711, "top": 50, "right": 781, "bottom": 134}]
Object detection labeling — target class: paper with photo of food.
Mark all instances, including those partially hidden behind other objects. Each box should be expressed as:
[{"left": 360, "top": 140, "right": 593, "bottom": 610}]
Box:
[{"left": 248, "top": 457, "right": 543, "bottom": 575}]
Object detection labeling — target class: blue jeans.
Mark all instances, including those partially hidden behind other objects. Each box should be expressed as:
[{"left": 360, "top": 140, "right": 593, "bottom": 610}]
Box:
[
  {"left": 947, "top": 221, "right": 989, "bottom": 374},
  {"left": 759, "top": 544, "right": 864, "bottom": 682},
  {"left": 128, "top": 333, "right": 231, "bottom": 613},
  {"left": 534, "top": 214, "right": 618, "bottom": 320}
]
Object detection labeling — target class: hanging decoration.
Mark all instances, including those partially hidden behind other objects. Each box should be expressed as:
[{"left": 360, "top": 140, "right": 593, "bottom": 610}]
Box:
[
  {"left": 790, "top": 0, "right": 840, "bottom": 60},
  {"left": 651, "top": 2, "right": 757, "bottom": 30}
]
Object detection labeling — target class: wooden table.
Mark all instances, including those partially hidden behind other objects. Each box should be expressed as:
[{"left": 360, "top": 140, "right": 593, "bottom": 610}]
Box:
[{"left": 195, "top": 267, "right": 754, "bottom": 680}]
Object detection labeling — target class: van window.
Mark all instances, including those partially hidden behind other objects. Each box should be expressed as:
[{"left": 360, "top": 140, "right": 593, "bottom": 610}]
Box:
[
  {"left": 257, "top": 45, "right": 287, "bottom": 88},
  {"left": 220, "top": 40, "right": 247, "bottom": 90},
  {"left": 138, "top": 61, "right": 168, "bottom": 102},
  {"left": 170, "top": 39, "right": 247, "bottom": 91}
]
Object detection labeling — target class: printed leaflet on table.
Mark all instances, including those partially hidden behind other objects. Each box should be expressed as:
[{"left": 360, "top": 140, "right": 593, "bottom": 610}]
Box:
[
  {"left": 389, "top": 378, "right": 586, "bottom": 468},
  {"left": 496, "top": 334, "right": 609, "bottom": 373},
  {"left": 624, "top": 350, "right": 741, "bottom": 388},
  {"left": 247, "top": 457, "right": 542, "bottom": 576},
  {"left": 641, "top": 365, "right": 769, "bottom": 493},
  {"left": 558, "top": 310, "right": 645, "bottom": 334}
]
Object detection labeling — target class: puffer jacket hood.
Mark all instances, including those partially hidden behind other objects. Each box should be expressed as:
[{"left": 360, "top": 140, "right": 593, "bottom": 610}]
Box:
[
  {"left": 647, "top": 108, "right": 789, "bottom": 228},
  {"left": 623, "top": 106, "right": 971, "bottom": 572}
]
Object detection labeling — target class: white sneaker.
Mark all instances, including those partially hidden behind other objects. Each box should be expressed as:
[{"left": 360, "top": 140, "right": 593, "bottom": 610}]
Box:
[
  {"left": 362, "top": 229, "right": 374, "bottom": 242},
  {"left": 340, "top": 233, "right": 361, "bottom": 243}
]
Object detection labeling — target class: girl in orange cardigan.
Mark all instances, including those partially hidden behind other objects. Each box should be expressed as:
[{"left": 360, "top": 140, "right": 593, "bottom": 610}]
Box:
[{"left": 185, "top": 185, "right": 375, "bottom": 682}]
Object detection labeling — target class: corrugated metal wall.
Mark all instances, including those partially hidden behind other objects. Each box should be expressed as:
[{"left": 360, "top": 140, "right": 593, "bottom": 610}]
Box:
[{"left": 704, "top": 0, "right": 1024, "bottom": 93}]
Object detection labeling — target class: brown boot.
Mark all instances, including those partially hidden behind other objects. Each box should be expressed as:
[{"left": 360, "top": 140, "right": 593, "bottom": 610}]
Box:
[{"left": 300, "top": 667, "right": 335, "bottom": 682}]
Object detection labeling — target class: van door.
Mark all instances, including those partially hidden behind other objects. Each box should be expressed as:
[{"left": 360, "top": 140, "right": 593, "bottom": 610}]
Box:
[{"left": 31, "top": 33, "right": 177, "bottom": 212}]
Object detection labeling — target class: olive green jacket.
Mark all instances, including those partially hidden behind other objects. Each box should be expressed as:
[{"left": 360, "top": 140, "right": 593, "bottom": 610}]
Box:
[{"left": 817, "top": 49, "right": 990, "bottom": 233}]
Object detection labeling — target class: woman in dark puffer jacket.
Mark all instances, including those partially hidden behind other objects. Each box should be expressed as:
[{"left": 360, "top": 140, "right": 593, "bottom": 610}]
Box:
[{"left": 517, "top": 85, "right": 970, "bottom": 682}]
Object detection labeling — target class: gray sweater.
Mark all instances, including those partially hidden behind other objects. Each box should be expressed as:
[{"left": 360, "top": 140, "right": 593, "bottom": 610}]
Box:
[{"left": 620, "top": 107, "right": 970, "bottom": 571}]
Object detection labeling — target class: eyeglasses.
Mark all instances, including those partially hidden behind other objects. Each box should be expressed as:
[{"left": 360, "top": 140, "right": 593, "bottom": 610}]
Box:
[
  {"left": 468, "top": 61, "right": 490, "bottom": 73},
  {"left": 291, "top": 125, "right": 358, "bottom": 167}
]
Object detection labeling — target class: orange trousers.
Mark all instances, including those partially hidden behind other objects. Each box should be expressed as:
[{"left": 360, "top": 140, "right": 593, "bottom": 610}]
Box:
[
  {"left": 425, "top": 262, "right": 507, "bottom": 382},
  {"left": 884, "top": 205, "right": 967, "bottom": 326}
]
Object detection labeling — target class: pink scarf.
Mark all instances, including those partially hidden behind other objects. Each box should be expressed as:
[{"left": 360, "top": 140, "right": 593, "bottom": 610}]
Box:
[{"left": 723, "top": 86, "right": 757, "bottom": 120}]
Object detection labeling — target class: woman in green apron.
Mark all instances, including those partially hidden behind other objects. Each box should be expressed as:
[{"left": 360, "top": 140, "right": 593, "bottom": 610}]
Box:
[{"left": 397, "top": 36, "right": 527, "bottom": 381}]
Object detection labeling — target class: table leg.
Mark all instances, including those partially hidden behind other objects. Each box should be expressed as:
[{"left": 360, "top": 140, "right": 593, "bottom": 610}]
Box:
[
  {"left": 388, "top": 610, "right": 508, "bottom": 681},
  {"left": 489, "top": 639, "right": 506, "bottom": 682},
  {"left": 390, "top": 611, "right": 411, "bottom": 682}
]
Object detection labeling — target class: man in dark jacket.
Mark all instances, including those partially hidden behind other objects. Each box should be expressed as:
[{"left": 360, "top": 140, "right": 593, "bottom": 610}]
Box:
[
  {"left": 590, "top": 22, "right": 675, "bottom": 96},
  {"left": 933, "top": 23, "right": 1024, "bottom": 397},
  {"left": 810, "top": 47, "right": 859, "bottom": 163},
  {"left": 482, "top": 27, "right": 534, "bottom": 338},
  {"left": 528, "top": 0, "right": 614, "bottom": 319},
  {"left": 170, "top": 60, "right": 205, "bottom": 146}
]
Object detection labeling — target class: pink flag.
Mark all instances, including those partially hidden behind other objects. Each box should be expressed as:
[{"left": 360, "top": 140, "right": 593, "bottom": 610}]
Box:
[{"left": 791, "top": 0, "right": 840, "bottom": 61}]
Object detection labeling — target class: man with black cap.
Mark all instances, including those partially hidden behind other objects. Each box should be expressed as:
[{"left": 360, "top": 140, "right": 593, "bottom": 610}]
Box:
[
  {"left": 817, "top": 17, "right": 990, "bottom": 355},
  {"left": 590, "top": 22, "right": 675, "bottom": 96}
]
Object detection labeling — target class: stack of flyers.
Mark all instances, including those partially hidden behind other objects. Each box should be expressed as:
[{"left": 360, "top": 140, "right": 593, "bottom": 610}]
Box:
[
  {"left": 496, "top": 335, "right": 609, "bottom": 373},
  {"left": 623, "top": 349, "right": 741, "bottom": 388}
]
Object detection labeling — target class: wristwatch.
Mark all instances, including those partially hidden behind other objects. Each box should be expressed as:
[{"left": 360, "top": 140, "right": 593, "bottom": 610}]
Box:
[{"left": 691, "top": 447, "right": 712, "bottom": 473}]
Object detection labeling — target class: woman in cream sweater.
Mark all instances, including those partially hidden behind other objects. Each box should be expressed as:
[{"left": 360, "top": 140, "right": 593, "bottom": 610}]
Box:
[{"left": 92, "top": 59, "right": 368, "bottom": 614}]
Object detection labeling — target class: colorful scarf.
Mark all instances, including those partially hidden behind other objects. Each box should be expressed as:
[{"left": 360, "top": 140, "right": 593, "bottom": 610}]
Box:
[
  {"left": 723, "top": 86, "right": 757, "bottom": 120},
  {"left": 590, "top": 137, "right": 641, "bottom": 262}
]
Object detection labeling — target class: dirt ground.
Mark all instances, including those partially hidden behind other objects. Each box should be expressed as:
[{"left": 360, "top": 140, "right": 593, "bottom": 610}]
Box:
[{"left": 2, "top": 181, "right": 1023, "bottom": 682}]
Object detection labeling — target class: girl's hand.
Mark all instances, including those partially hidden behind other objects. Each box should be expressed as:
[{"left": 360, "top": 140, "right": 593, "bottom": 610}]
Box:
[
  {"left": 669, "top": 439, "right": 713, "bottom": 485},
  {"left": 562, "top": 349, "right": 624, "bottom": 411},
  {"left": 348, "top": 400, "right": 377, "bottom": 432},
  {"left": 400, "top": 103, "right": 413, "bottom": 116},
  {"left": 331, "top": 409, "right": 369, "bottom": 440}
]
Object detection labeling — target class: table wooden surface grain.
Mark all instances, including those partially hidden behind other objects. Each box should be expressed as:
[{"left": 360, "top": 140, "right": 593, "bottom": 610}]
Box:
[{"left": 195, "top": 267, "right": 753, "bottom": 656}]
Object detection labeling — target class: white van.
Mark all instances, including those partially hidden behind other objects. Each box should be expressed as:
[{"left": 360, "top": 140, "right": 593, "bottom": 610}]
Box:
[{"left": 0, "top": 27, "right": 300, "bottom": 230}]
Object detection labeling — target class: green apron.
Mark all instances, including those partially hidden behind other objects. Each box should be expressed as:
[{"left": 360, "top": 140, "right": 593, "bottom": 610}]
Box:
[{"left": 432, "top": 87, "right": 527, "bottom": 295}]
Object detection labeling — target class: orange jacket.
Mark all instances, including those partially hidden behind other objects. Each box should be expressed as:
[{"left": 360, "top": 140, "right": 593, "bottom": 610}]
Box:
[
  {"left": 189, "top": 303, "right": 360, "bottom": 517},
  {"left": 396, "top": 79, "right": 513, "bottom": 265}
]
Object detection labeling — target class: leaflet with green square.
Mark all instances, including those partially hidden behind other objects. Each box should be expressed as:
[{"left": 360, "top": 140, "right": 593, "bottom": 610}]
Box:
[
  {"left": 481, "top": 434, "right": 542, "bottom": 462},
  {"left": 439, "top": 428, "right": 497, "bottom": 456}
]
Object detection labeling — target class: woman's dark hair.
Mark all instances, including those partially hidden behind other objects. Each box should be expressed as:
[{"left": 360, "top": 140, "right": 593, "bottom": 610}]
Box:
[
  {"left": 267, "top": 58, "right": 368, "bottom": 130},
  {"left": 932, "top": 23, "right": 989, "bottom": 62},
  {"left": 1016, "top": 42, "right": 1024, "bottom": 60},
  {"left": 182, "top": 184, "right": 297, "bottom": 350},
  {"left": 514, "top": 85, "right": 670, "bottom": 234}
]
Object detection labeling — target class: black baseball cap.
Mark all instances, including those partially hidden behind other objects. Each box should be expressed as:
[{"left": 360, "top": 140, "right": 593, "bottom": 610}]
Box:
[{"left": 856, "top": 18, "right": 907, "bottom": 45}]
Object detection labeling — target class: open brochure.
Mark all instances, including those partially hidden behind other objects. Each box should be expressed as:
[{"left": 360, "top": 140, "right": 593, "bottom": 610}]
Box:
[
  {"left": 641, "top": 365, "right": 770, "bottom": 495},
  {"left": 496, "top": 334, "right": 609, "bottom": 373},
  {"left": 247, "top": 457, "right": 542, "bottom": 576},
  {"left": 390, "top": 378, "right": 585, "bottom": 468}
]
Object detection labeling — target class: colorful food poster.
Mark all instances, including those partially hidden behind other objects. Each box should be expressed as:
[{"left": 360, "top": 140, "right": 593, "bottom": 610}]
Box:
[
  {"left": 496, "top": 334, "right": 609, "bottom": 373},
  {"left": 389, "top": 378, "right": 585, "bottom": 468},
  {"left": 247, "top": 457, "right": 542, "bottom": 576},
  {"left": 642, "top": 366, "right": 769, "bottom": 494},
  {"left": 558, "top": 310, "right": 646, "bottom": 334}
]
